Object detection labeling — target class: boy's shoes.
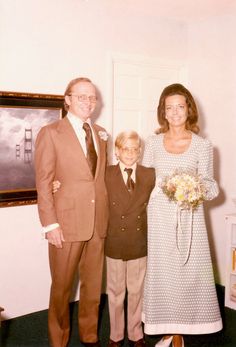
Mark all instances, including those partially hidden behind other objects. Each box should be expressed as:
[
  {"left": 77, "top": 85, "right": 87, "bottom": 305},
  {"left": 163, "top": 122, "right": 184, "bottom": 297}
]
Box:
[
  {"left": 82, "top": 341, "right": 101, "bottom": 347},
  {"left": 107, "top": 339, "right": 122, "bottom": 347},
  {"left": 129, "top": 337, "right": 146, "bottom": 347}
]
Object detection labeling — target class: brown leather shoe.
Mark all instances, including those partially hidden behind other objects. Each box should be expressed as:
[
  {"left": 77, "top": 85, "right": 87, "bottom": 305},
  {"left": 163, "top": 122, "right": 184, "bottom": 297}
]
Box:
[
  {"left": 107, "top": 339, "right": 122, "bottom": 347},
  {"left": 129, "top": 337, "right": 146, "bottom": 347}
]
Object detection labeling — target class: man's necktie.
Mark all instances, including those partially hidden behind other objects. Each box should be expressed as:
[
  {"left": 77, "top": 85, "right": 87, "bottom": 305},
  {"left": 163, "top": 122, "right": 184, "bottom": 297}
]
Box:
[
  {"left": 83, "top": 122, "right": 97, "bottom": 177},
  {"left": 124, "top": 168, "right": 135, "bottom": 193}
]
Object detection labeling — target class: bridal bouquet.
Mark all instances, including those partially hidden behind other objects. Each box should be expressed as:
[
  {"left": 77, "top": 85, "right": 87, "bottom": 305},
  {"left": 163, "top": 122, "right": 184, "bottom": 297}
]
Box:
[{"left": 161, "top": 170, "right": 207, "bottom": 210}]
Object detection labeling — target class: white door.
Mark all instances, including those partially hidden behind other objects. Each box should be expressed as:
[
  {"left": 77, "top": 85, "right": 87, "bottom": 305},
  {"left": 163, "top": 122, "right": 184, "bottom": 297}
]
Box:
[{"left": 108, "top": 53, "right": 187, "bottom": 161}]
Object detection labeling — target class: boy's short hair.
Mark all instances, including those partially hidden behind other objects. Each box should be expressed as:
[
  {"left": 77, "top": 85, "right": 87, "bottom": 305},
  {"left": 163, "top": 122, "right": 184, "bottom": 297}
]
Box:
[{"left": 115, "top": 130, "right": 141, "bottom": 149}]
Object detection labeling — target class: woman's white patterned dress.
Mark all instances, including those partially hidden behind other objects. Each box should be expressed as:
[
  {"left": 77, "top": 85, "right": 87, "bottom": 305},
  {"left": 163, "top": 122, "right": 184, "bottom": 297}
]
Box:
[{"left": 142, "top": 133, "right": 222, "bottom": 335}]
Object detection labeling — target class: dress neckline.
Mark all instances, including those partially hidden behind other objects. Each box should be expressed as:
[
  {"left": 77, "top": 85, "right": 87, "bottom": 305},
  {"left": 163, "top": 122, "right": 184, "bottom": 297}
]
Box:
[{"left": 161, "top": 132, "right": 193, "bottom": 155}]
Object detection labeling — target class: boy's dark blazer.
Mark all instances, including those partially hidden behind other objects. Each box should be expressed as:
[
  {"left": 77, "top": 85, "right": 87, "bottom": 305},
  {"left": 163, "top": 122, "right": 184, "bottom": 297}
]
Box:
[{"left": 105, "top": 164, "right": 155, "bottom": 260}]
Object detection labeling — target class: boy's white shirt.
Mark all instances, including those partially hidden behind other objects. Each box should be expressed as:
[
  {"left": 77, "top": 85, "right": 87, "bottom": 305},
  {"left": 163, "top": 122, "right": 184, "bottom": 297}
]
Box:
[{"left": 119, "top": 161, "right": 137, "bottom": 183}]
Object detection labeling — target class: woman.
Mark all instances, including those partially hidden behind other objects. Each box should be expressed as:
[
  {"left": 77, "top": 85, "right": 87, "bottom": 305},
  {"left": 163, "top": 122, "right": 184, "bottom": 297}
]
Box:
[{"left": 141, "top": 84, "right": 222, "bottom": 347}]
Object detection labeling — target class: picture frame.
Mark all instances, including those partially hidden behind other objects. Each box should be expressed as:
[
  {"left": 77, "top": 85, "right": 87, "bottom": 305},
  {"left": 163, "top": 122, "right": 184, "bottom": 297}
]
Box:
[{"left": 0, "top": 91, "right": 66, "bottom": 207}]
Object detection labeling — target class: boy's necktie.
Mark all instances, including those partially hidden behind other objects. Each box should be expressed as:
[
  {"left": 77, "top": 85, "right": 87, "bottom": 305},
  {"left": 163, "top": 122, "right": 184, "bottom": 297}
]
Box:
[
  {"left": 83, "top": 122, "right": 97, "bottom": 177},
  {"left": 124, "top": 168, "right": 135, "bottom": 193}
]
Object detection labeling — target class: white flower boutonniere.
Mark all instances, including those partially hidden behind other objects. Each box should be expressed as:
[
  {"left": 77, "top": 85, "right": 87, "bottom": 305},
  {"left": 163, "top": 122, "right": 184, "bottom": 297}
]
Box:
[{"left": 98, "top": 130, "right": 108, "bottom": 141}]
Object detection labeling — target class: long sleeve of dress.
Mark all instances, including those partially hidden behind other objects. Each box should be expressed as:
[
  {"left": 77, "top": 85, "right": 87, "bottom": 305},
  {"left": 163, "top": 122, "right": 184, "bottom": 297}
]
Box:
[{"left": 197, "top": 139, "right": 219, "bottom": 201}]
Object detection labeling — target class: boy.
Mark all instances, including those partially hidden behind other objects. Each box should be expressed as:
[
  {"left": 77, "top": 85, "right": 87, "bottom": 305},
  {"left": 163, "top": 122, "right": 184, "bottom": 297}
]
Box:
[{"left": 105, "top": 131, "right": 155, "bottom": 347}]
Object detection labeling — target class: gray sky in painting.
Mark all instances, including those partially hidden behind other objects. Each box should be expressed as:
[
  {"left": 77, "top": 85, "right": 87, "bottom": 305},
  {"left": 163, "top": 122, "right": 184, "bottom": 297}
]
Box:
[
  {"left": 0, "top": 107, "right": 60, "bottom": 189},
  {"left": 0, "top": 107, "right": 59, "bottom": 163}
]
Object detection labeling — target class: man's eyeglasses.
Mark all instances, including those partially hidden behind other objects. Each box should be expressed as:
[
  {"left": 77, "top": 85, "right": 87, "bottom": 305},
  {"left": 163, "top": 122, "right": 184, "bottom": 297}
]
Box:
[{"left": 69, "top": 94, "right": 97, "bottom": 103}]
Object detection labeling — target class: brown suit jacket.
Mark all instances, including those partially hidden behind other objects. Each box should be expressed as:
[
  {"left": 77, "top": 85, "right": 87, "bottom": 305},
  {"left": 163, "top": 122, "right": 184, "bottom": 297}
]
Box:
[
  {"left": 105, "top": 164, "right": 155, "bottom": 260},
  {"left": 35, "top": 116, "right": 109, "bottom": 242}
]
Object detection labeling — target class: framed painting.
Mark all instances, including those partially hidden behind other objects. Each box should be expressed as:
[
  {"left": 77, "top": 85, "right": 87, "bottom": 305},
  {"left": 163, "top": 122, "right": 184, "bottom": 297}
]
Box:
[{"left": 0, "top": 91, "right": 66, "bottom": 207}]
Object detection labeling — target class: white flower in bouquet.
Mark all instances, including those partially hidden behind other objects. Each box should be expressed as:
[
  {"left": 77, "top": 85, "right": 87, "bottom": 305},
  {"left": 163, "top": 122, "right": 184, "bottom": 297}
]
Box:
[{"left": 162, "top": 170, "right": 207, "bottom": 210}]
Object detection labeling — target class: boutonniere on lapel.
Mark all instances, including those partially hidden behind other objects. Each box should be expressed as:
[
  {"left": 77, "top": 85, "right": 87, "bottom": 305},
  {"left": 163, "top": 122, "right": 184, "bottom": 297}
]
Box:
[{"left": 98, "top": 130, "right": 108, "bottom": 141}]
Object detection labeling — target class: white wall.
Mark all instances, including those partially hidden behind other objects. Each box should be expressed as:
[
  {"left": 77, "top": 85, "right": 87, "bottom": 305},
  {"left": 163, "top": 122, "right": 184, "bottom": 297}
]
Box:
[
  {"left": 187, "top": 14, "right": 236, "bottom": 283},
  {"left": 0, "top": 205, "right": 50, "bottom": 319},
  {"left": 0, "top": 0, "right": 187, "bottom": 319},
  {"left": 1, "top": 0, "right": 235, "bottom": 320}
]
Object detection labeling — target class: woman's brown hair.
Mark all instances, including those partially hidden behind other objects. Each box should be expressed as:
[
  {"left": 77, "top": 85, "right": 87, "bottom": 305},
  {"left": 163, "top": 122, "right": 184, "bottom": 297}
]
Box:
[{"left": 157, "top": 83, "right": 199, "bottom": 134}]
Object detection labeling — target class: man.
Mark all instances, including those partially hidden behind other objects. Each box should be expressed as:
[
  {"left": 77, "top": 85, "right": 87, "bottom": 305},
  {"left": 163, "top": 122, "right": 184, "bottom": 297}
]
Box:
[{"left": 35, "top": 77, "right": 109, "bottom": 347}]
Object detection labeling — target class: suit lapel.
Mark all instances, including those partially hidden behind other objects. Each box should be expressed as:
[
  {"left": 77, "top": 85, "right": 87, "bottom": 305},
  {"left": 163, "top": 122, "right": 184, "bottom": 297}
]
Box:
[
  {"left": 114, "top": 164, "right": 132, "bottom": 199},
  {"left": 120, "top": 165, "right": 145, "bottom": 212},
  {"left": 92, "top": 125, "right": 101, "bottom": 178},
  {"left": 92, "top": 124, "right": 107, "bottom": 179},
  {"left": 57, "top": 117, "right": 83, "bottom": 154},
  {"left": 57, "top": 117, "right": 93, "bottom": 176},
  {"left": 57, "top": 118, "right": 107, "bottom": 179},
  {"left": 112, "top": 165, "right": 135, "bottom": 213}
]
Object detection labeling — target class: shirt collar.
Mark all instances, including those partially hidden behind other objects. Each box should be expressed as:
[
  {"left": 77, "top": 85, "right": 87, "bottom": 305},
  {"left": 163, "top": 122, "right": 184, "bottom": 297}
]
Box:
[
  {"left": 119, "top": 161, "right": 137, "bottom": 173},
  {"left": 67, "top": 112, "right": 92, "bottom": 128}
]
